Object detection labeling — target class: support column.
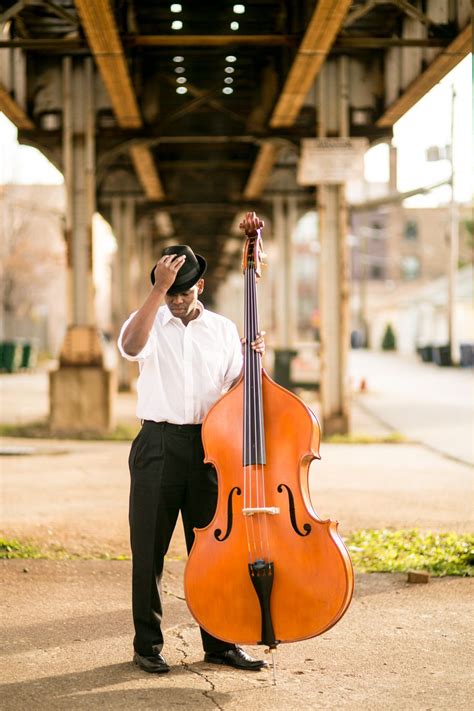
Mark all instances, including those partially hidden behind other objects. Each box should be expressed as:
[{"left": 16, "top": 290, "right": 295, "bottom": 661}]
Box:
[
  {"left": 318, "top": 184, "right": 349, "bottom": 433},
  {"left": 112, "top": 197, "right": 136, "bottom": 391},
  {"left": 63, "top": 56, "right": 95, "bottom": 325},
  {"left": 389, "top": 143, "right": 398, "bottom": 193},
  {"left": 272, "top": 195, "right": 298, "bottom": 390},
  {"left": 286, "top": 195, "right": 299, "bottom": 344},
  {"left": 317, "top": 59, "right": 350, "bottom": 434},
  {"left": 137, "top": 221, "right": 154, "bottom": 305},
  {"left": 448, "top": 85, "right": 458, "bottom": 365},
  {"left": 50, "top": 57, "right": 115, "bottom": 433},
  {"left": 273, "top": 195, "right": 289, "bottom": 347}
]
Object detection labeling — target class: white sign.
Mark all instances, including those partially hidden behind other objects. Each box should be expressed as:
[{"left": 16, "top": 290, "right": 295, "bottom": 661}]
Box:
[{"left": 297, "top": 138, "right": 369, "bottom": 185}]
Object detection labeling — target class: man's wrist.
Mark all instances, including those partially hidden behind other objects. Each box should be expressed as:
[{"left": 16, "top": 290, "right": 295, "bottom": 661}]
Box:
[{"left": 151, "top": 284, "right": 167, "bottom": 299}]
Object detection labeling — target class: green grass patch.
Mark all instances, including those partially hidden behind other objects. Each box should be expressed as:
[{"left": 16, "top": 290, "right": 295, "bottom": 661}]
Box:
[
  {"left": 324, "top": 431, "right": 406, "bottom": 444},
  {"left": 0, "top": 539, "right": 45, "bottom": 559},
  {"left": 0, "top": 538, "right": 131, "bottom": 561},
  {"left": 346, "top": 529, "right": 474, "bottom": 577},
  {"left": 0, "top": 421, "right": 140, "bottom": 441},
  {"left": 3, "top": 530, "right": 474, "bottom": 577}
]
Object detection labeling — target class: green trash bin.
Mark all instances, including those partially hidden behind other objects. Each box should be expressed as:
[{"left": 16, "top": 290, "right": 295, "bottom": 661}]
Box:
[
  {"left": 273, "top": 349, "right": 298, "bottom": 390},
  {"left": 2, "top": 341, "right": 23, "bottom": 372},
  {"left": 20, "top": 340, "right": 38, "bottom": 369}
]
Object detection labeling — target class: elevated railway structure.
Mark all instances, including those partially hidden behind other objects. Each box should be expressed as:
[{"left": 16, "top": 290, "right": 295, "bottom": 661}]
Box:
[{"left": 0, "top": 0, "right": 470, "bottom": 431}]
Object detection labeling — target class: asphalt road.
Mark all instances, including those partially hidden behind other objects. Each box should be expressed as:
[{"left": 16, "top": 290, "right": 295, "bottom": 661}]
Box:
[{"left": 349, "top": 350, "right": 474, "bottom": 466}]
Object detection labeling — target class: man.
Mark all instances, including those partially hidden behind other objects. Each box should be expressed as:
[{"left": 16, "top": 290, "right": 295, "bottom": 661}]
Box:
[{"left": 118, "top": 238, "right": 266, "bottom": 674}]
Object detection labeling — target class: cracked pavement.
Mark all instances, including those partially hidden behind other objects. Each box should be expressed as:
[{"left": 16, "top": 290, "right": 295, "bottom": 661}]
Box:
[
  {"left": 1, "top": 556, "right": 473, "bottom": 710},
  {"left": 1, "top": 364, "right": 473, "bottom": 709}
]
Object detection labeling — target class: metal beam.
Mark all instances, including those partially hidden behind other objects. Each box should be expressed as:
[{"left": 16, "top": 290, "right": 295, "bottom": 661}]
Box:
[
  {"left": 100, "top": 200, "right": 260, "bottom": 211},
  {"left": 0, "top": 39, "right": 84, "bottom": 49},
  {"left": 270, "top": 0, "right": 352, "bottom": 128},
  {"left": 389, "top": 0, "right": 435, "bottom": 28},
  {"left": 376, "top": 24, "right": 471, "bottom": 127},
  {"left": 160, "top": 73, "right": 247, "bottom": 125},
  {"left": 0, "top": 33, "right": 295, "bottom": 50},
  {"left": 153, "top": 160, "right": 251, "bottom": 170},
  {"left": 344, "top": 0, "right": 435, "bottom": 28},
  {"left": 343, "top": 0, "right": 377, "bottom": 28},
  {"left": 349, "top": 178, "right": 450, "bottom": 211},
  {"left": 0, "top": 80, "right": 33, "bottom": 129},
  {"left": 37, "top": 0, "right": 79, "bottom": 26},
  {"left": 334, "top": 36, "right": 451, "bottom": 48},
  {"left": 129, "top": 145, "right": 165, "bottom": 201},
  {"left": 129, "top": 34, "right": 296, "bottom": 47},
  {"left": 75, "top": 0, "right": 142, "bottom": 129},
  {"left": 0, "top": 1, "right": 25, "bottom": 24},
  {"left": 75, "top": 0, "right": 166, "bottom": 200},
  {"left": 0, "top": 35, "right": 452, "bottom": 51},
  {"left": 243, "top": 142, "right": 280, "bottom": 199}
]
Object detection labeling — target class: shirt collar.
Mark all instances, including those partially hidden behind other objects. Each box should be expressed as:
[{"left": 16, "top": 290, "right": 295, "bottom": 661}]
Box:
[{"left": 162, "top": 300, "right": 205, "bottom": 326}]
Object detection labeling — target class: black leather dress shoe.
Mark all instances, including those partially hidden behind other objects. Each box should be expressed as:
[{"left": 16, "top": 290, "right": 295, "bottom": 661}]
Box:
[
  {"left": 133, "top": 651, "right": 170, "bottom": 673},
  {"left": 204, "top": 646, "right": 267, "bottom": 671}
]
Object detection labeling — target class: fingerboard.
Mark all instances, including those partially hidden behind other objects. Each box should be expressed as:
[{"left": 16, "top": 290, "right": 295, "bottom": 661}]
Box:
[{"left": 243, "top": 264, "right": 266, "bottom": 466}]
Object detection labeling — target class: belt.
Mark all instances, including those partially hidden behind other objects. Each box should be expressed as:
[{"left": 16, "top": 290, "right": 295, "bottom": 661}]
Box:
[{"left": 143, "top": 420, "right": 202, "bottom": 433}]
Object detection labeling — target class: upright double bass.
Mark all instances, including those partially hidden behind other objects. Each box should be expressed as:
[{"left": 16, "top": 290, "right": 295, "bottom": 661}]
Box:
[{"left": 185, "top": 212, "right": 353, "bottom": 665}]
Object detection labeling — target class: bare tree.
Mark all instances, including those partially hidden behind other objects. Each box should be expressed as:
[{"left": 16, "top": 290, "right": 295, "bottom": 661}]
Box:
[{"left": 0, "top": 198, "right": 65, "bottom": 321}]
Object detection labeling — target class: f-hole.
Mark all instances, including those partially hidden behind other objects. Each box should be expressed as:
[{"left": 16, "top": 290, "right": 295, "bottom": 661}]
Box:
[
  {"left": 277, "top": 483, "right": 312, "bottom": 537},
  {"left": 214, "top": 487, "right": 242, "bottom": 541}
]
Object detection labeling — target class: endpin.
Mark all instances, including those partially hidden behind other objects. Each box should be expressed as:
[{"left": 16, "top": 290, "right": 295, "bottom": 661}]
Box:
[{"left": 265, "top": 646, "right": 277, "bottom": 685}]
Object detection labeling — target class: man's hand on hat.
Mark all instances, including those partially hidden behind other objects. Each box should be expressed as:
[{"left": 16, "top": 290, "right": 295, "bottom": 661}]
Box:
[{"left": 153, "top": 254, "right": 186, "bottom": 292}]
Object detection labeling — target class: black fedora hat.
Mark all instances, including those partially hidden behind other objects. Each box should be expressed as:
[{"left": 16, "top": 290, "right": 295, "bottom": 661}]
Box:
[{"left": 150, "top": 245, "right": 207, "bottom": 295}]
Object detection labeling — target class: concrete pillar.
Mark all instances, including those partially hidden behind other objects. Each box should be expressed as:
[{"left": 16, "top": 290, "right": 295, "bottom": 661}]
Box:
[
  {"left": 317, "top": 60, "right": 350, "bottom": 434},
  {"left": 286, "top": 195, "right": 299, "bottom": 344},
  {"left": 138, "top": 223, "right": 154, "bottom": 304},
  {"left": 318, "top": 184, "right": 349, "bottom": 434},
  {"left": 389, "top": 143, "right": 398, "bottom": 193},
  {"left": 63, "top": 56, "right": 95, "bottom": 325},
  {"left": 50, "top": 57, "right": 115, "bottom": 433},
  {"left": 272, "top": 194, "right": 299, "bottom": 389},
  {"left": 272, "top": 195, "right": 298, "bottom": 348},
  {"left": 111, "top": 197, "right": 137, "bottom": 391},
  {"left": 273, "top": 195, "right": 292, "bottom": 348}
]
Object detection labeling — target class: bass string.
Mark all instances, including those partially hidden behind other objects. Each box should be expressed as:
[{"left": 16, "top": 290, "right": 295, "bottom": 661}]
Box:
[
  {"left": 249, "top": 264, "right": 271, "bottom": 563},
  {"left": 243, "top": 265, "right": 256, "bottom": 562},
  {"left": 248, "top": 266, "right": 262, "bottom": 560},
  {"left": 242, "top": 263, "right": 268, "bottom": 564}
]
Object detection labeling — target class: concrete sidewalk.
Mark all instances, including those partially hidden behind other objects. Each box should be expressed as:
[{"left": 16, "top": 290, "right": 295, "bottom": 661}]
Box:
[
  {"left": 1, "top": 558, "right": 472, "bottom": 711},
  {"left": 1, "top": 450, "right": 473, "bottom": 711},
  {"left": 1, "top": 362, "right": 473, "bottom": 709}
]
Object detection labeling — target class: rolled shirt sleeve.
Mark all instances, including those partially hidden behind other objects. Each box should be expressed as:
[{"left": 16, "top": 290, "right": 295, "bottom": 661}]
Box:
[{"left": 117, "top": 311, "right": 155, "bottom": 362}]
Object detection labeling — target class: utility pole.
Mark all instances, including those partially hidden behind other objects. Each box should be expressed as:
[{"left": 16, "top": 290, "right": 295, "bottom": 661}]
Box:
[
  {"left": 358, "top": 228, "right": 368, "bottom": 347},
  {"left": 448, "top": 84, "right": 459, "bottom": 365}
]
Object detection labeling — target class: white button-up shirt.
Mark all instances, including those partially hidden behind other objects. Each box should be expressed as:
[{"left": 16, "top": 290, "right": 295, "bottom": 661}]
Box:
[{"left": 118, "top": 302, "right": 243, "bottom": 424}]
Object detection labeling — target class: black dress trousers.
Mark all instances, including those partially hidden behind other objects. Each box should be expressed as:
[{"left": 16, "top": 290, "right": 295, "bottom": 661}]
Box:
[{"left": 128, "top": 420, "right": 234, "bottom": 656}]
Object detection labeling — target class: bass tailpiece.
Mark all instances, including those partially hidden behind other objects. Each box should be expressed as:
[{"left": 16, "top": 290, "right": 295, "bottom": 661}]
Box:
[{"left": 248, "top": 559, "right": 278, "bottom": 648}]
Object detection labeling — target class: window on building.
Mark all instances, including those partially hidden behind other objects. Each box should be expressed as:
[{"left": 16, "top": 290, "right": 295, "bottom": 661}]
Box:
[
  {"left": 401, "top": 255, "right": 420, "bottom": 280},
  {"left": 404, "top": 220, "right": 418, "bottom": 240}
]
